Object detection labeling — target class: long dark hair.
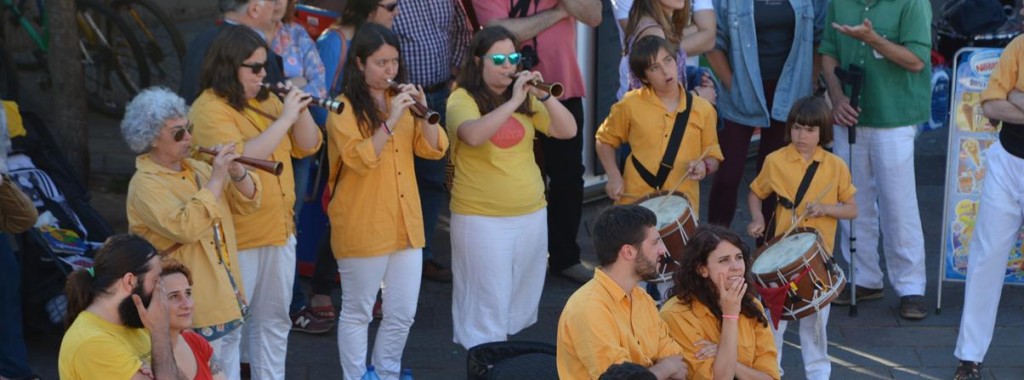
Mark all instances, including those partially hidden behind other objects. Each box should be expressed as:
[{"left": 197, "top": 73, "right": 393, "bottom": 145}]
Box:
[
  {"left": 200, "top": 25, "right": 271, "bottom": 111},
  {"left": 64, "top": 234, "right": 158, "bottom": 330},
  {"left": 624, "top": 0, "right": 690, "bottom": 47},
  {"left": 341, "top": 22, "right": 406, "bottom": 137},
  {"left": 671, "top": 225, "right": 768, "bottom": 326},
  {"left": 455, "top": 26, "right": 533, "bottom": 116},
  {"left": 336, "top": 0, "right": 382, "bottom": 30}
]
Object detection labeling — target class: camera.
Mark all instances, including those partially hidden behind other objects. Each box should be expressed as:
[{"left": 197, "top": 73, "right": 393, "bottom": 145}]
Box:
[{"left": 520, "top": 45, "right": 540, "bottom": 70}]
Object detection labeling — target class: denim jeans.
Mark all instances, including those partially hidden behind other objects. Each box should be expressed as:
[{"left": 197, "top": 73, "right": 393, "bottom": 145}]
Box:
[
  {"left": 414, "top": 87, "right": 450, "bottom": 261},
  {"left": 0, "top": 233, "right": 34, "bottom": 379}
]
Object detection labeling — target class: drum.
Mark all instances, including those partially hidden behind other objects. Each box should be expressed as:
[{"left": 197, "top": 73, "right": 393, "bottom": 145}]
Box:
[
  {"left": 751, "top": 228, "right": 846, "bottom": 320},
  {"left": 632, "top": 191, "right": 698, "bottom": 282}
]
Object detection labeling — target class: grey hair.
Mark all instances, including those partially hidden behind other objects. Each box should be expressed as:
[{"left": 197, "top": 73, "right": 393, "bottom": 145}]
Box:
[{"left": 121, "top": 87, "right": 189, "bottom": 154}]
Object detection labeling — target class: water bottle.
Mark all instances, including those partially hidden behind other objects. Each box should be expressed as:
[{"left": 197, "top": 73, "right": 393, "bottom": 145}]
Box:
[
  {"left": 399, "top": 369, "right": 414, "bottom": 380},
  {"left": 360, "top": 365, "right": 381, "bottom": 380}
]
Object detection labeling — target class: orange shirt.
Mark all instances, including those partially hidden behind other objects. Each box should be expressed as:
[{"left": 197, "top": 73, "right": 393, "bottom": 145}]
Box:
[
  {"left": 325, "top": 94, "right": 448, "bottom": 258},
  {"left": 596, "top": 85, "right": 722, "bottom": 214},
  {"left": 660, "top": 297, "right": 780, "bottom": 380},
  {"left": 557, "top": 268, "right": 684, "bottom": 380},
  {"left": 189, "top": 90, "right": 322, "bottom": 249},
  {"left": 749, "top": 145, "right": 856, "bottom": 252}
]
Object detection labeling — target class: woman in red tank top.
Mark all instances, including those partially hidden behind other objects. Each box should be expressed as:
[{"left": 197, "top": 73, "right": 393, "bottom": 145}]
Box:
[{"left": 162, "top": 259, "right": 225, "bottom": 380}]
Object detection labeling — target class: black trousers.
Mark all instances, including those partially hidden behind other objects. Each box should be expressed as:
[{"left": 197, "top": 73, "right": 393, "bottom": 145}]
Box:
[{"left": 538, "top": 97, "right": 584, "bottom": 273}]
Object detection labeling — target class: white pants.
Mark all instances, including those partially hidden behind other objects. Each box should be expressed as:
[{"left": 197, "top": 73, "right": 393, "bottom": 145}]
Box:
[
  {"left": 206, "top": 328, "right": 243, "bottom": 380},
  {"left": 832, "top": 125, "right": 927, "bottom": 296},
  {"left": 955, "top": 142, "right": 1024, "bottom": 362},
  {"left": 773, "top": 305, "right": 831, "bottom": 380},
  {"left": 451, "top": 210, "right": 548, "bottom": 349},
  {"left": 336, "top": 248, "right": 422, "bottom": 380},
  {"left": 237, "top": 236, "right": 296, "bottom": 380}
]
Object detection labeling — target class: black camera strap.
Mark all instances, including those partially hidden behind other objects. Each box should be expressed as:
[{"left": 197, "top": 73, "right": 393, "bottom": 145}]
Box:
[
  {"left": 630, "top": 93, "right": 693, "bottom": 190},
  {"left": 778, "top": 161, "right": 820, "bottom": 211},
  {"left": 509, "top": 0, "right": 540, "bottom": 66}
]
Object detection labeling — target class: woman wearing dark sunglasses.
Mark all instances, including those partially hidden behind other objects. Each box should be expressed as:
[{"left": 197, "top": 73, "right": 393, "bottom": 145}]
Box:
[
  {"left": 188, "top": 25, "right": 322, "bottom": 380},
  {"left": 325, "top": 23, "right": 446, "bottom": 380},
  {"left": 121, "top": 86, "right": 259, "bottom": 380},
  {"left": 446, "top": 26, "right": 577, "bottom": 350}
]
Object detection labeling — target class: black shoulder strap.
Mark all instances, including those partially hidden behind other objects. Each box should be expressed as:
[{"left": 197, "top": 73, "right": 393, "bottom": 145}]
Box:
[
  {"left": 631, "top": 93, "right": 693, "bottom": 190},
  {"left": 778, "top": 161, "right": 821, "bottom": 210}
]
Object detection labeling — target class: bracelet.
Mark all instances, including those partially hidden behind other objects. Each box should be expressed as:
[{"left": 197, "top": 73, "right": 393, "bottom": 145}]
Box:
[
  {"left": 230, "top": 170, "right": 248, "bottom": 182},
  {"left": 537, "top": 93, "right": 552, "bottom": 102},
  {"left": 722, "top": 314, "right": 739, "bottom": 320},
  {"left": 381, "top": 122, "right": 393, "bottom": 136}
]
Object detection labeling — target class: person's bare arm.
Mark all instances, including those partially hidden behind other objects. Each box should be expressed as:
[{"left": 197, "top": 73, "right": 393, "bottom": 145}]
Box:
[
  {"left": 648, "top": 355, "right": 687, "bottom": 380},
  {"left": 832, "top": 19, "right": 924, "bottom": 73},
  {"left": 982, "top": 99, "right": 1024, "bottom": 124},
  {"left": 559, "top": 0, "right": 602, "bottom": 27},
  {"left": 485, "top": 7, "right": 568, "bottom": 41},
  {"left": 680, "top": 10, "right": 716, "bottom": 56},
  {"left": 734, "top": 362, "right": 775, "bottom": 380}
]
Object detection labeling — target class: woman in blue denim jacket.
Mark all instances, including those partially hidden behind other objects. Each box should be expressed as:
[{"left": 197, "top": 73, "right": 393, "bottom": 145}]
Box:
[{"left": 706, "top": 0, "right": 827, "bottom": 231}]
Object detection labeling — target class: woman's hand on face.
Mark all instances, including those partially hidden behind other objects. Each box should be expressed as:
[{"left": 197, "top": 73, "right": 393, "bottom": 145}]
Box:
[
  {"left": 280, "top": 82, "right": 313, "bottom": 124},
  {"left": 716, "top": 272, "right": 746, "bottom": 316}
]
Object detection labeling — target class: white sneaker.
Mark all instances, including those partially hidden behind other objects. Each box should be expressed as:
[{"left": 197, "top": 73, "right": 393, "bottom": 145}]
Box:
[{"left": 559, "top": 263, "right": 594, "bottom": 283}]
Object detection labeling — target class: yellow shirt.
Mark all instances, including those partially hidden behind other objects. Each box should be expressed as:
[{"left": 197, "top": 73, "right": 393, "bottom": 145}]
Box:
[
  {"left": 557, "top": 268, "right": 684, "bottom": 380},
  {"left": 127, "top": 156, "right": 261, "bottom": 327},
  {"left": 749, "top": 145, "right": 856, "bottom": 252},
  {"left": 445, "top": 88, "right": 551, "bottom": 216},
  {"left": 325, "top": 94, "right": 448, "bottom": 258},
  {"left": 596, "top": 85, "right": 723, "bottom": 213},
  {"left": 58, "top": 311, "right": 152, "bottom": 380},
  {"left": 660, "top": 297, "right": 780, "bottom": 380},
  {"left": 982, "top": 35, "right": 1024, "bottom": 102},
  {"left": 189, "top": 90, "right": 322, "bottom": 249}
]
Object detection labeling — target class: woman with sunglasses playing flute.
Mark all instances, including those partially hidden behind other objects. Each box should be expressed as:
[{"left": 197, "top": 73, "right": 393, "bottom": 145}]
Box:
[
  {"left": 326, "top": 23, "right": 447, "bottom": 380},
  {"left": 446, "top": 26, "right": 576, "bottom": 350},
  {"left": 188, "top": 25, "right": 322, "bottom": 380},
  {"left": 122, "top": 87, "right": 260, "bottom": 380}
]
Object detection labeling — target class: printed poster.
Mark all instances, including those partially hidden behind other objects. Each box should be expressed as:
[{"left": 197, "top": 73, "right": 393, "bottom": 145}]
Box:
[{"left": 942, "top": 48, "right": 1024, "bottom": 282}]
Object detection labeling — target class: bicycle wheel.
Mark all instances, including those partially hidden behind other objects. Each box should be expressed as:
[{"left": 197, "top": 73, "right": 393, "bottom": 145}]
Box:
[
  {"left": 75, "top": 0, "right": 149, "bottom": 116},
  {"left": 108, "top": 0, "right": 184, "bottom": 91}
]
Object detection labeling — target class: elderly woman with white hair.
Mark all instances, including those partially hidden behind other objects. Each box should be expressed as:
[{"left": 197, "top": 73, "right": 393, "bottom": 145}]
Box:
[{"left": 122, "top": 86, "right": 261, "bottom": 380}]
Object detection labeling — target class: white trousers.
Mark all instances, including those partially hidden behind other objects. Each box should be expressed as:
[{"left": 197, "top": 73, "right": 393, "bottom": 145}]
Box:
[
  {"left": 206, "top": 327, "right": 243, "bottom": 380},
  {"left": 336, "top": 248, "right": 422, "bottom": 380},
  {"left": 237, "top": 236, "right": 296, "bottom": 380},
  {"left": 832, "top": 125, "right": 927, "bottom": 296},
  {"left": 451, "top": 209, "right": 548, "bottom": 349},
  {"left": 773, "top": 305, "right": 831, "bottom": 380},
  {"left": 955, "top": 142, "right": 1024, "bottom": 362}
]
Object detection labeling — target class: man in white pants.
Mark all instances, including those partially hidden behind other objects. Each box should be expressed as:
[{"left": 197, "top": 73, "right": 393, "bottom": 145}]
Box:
[
  {"left": 953, "top": 34, "right": 1024, "bottom": 380},
  {"left": 820, "top": 0, "right": 932, "bottom": 320}
]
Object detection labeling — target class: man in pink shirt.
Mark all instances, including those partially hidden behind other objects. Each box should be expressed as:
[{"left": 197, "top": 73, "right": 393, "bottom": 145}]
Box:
[{"left": 472, "top": 0, "right": 601, "bottom": 283}]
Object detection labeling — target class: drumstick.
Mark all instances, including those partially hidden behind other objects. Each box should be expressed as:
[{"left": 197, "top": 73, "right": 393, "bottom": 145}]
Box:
[
  {"left": 656, "top": 146, "right": 714, "bottom": 210},
  {"left": 781, "top": 182, "right": 835, "bottom": 239}
]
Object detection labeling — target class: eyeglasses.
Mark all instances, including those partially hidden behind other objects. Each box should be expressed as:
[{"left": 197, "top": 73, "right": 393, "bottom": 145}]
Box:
[
  {"left": 172, "top": 122, "right": 193, "bottom": 142},
  {"left": 378, "top": 2, "right": 398, "bottom": 12},
  {"left": 485, "top": 52, "right": 521, "bottom": 66},
  {"left": 240, "top": 61, "right": 267, "bottom": 74}
]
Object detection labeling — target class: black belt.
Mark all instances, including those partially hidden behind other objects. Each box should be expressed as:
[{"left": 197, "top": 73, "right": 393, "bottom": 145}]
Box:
[{"left": 423, "top": 81, "right": 450, "bottom": 94}]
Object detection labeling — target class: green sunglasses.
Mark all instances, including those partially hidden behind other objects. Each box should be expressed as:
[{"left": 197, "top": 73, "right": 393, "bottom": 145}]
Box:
[{"left": 485, "top": 52, "right": 521, "bottom": 66}]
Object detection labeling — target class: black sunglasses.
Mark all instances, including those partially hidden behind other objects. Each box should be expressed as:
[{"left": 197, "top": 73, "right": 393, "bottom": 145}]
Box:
[
  {"left": 172, "top": 122, "right": 193, "bottom": 142},
  {"left": 240, "top": 61, "right": 267, "bottom": 75},
  {"left": 378, "top": 2, "right": 398, "bottom": 12}
]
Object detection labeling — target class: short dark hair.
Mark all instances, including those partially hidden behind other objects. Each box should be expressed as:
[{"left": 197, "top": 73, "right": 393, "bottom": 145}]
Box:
[
  {"left": 786, "top": 96, "right": 834, "bottom": 147},
  {"left": 592, "top": 205, "right": 657, "bottom": 267},
  {"left": 628, "top": 35, "right": 677, "bottom": 84},
  {"left": 199, "top": 25, "right": 271, "bottom": 111},
  {"left": 161, "top": 258, "right": 194, "bottom": 285},
  {"left": 599, "top": 362, "right": 657, "bottom": 380}
]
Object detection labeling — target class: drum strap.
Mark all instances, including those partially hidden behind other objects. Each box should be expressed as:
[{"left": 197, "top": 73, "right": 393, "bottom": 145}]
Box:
[
  {"left": 778, "top": 160, "right": 820, "bottom": 210},
  {"left": 631, "top": 93, "right": 693, "bottom": 190}
]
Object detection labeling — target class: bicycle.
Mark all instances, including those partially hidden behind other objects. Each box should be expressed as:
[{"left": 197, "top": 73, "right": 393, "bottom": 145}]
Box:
[
  {"left": 0, "top": 0, "right": 150, "bottom": 116},
  {"left": 107, "top": 0, "right": 184, "bottom": 91}
]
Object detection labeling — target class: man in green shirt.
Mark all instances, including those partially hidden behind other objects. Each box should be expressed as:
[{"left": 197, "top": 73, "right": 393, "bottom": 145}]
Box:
[{"left": 819, "top": 0, "right": 931, "bottom": 321}]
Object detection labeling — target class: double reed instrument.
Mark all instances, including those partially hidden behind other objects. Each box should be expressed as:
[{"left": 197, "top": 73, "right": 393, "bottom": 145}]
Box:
[
  {"left": 262, "top": 83, "right": 344, "bottom": 114},
  {"left": 195, "top": 147, "right": 284, "bottom": 176},
  {"left": 386, "top": 80, "right": 441, "bottom": 124},
  {"left": 506, "top": 73, "right": 564, "bottom": 98}
]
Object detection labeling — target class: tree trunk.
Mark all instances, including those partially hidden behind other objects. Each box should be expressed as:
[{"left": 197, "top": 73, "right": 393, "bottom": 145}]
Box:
[{"left": 45, "top": 0, "right": 90, "bottom": 186}]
